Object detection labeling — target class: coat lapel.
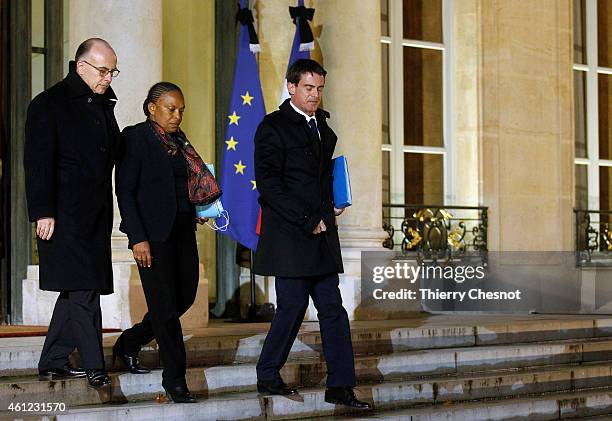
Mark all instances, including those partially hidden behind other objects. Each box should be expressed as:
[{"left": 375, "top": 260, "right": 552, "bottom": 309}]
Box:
[
  {"left": 280, "top": 99, "right": 320, "bottom": 161},
  {"left": 144, "top": 121, "right": 174, "bottom": 180},
  {"left": 278, "top": 99, "right": 337, "bottom": 170},
  {"left": 317, "top": 118, "right": 334, "bottom": 161},
  {"left": 315, "top": 109, "right": 336, "bottom": 174}
]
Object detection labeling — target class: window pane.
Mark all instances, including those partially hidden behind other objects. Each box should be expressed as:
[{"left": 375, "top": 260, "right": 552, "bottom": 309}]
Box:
[
  {"left": 404, "top": 47, "right": 443, "bottom": 146},
  {"left": 574, "top": 0, "right": 586, "bottom": 64},
  {"left": 599, "top": 74, "right": 612, "bottom": 159},
  {"left": 382, "top": 151, "right": 390, "bottom": 218},
  {"left": 403, "top": 0, "right": 442, "bottom": 43},
  {"left": 32, "top": 53, "right": 45, "bottom": 98},
  {"left": 598, "top": 0, "right": 612, "bottom": 67},
  {"left": 576, "top": 164, "right": 588, "bottom": 209},
  {"left": 575, "top": 71, "right": 587, "bottom": 158},
  {"left": 32, "top": 0, "right": 45, "bottom": 48},
  {"left": 404, "top": 153, "right": 443, "bottom": 205},
  {"left": 600, "top": 166, "right": 612, "bottom": 211},
  {"left": 382, "top": 43, "right": 390, "bottom": 145},
  {"left": 381, "top": 0, "right": 389, "bottom": 37}
]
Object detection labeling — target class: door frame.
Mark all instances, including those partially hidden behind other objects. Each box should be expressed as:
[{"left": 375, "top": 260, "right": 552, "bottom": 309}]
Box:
[{"left": 2, "top": 0, "right": 62, "bottom": 323}]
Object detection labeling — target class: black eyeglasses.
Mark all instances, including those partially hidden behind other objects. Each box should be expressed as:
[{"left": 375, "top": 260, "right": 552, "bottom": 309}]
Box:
[{"left": 80, "top": 60, "right": 120, "bottom": 78}]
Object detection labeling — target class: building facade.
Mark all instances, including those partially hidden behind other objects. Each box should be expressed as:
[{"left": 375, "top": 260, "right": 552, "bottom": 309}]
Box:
[{"left": 0, "top": 0, "right": 607, "bottom": 324}]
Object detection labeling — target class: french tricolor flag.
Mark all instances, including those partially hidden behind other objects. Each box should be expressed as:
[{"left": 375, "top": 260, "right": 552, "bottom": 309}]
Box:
[{"left": 278, "top": 0, "right": 316, "bottom": 105}]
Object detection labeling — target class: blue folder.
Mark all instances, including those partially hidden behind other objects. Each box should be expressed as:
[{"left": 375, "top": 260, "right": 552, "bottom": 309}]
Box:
[
  {"left": 333, "top": 155, "right": 352, "bottom": 208},
  {"left": 195, "top": 164, "right": 225, "bottom": 218}
]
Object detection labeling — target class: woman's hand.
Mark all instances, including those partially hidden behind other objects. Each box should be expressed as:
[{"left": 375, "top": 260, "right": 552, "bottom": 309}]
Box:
[
  {"left": 196, "top": 217, "right": 209, "bottom": 225},
  {"left": 133, "top": 241, "right": 152, "bottom": 267}
]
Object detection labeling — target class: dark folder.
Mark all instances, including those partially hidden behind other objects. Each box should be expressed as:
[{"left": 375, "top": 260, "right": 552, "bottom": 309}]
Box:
[{"left": 333, "top": 155, "right": 352, "bottom": 208}]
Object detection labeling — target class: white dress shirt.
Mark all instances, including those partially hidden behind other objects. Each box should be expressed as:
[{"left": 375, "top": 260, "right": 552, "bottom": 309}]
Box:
[{"left": 289, "top": 100, "right": 320, "bottom": 139}]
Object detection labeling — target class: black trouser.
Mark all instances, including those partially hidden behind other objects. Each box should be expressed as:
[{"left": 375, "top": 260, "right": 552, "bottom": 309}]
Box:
[
  {"left": 38, "top": 290, "right": 104, "bottom": 370},
  {"left": 256, "top": 273, "right": 356, "bottom": 387},
  {"left": 119, "top": 213, "right": 199, "bottom": 388}
]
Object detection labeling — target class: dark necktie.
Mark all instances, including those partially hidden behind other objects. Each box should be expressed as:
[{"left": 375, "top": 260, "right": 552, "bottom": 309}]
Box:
[{"left": 308, "top": 119, "right": 319, "bottom": 141}]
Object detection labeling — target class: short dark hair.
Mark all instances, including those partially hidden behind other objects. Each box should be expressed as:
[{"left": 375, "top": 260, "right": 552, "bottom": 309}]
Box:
[
  {"left": 74, "top": 38, "right": 113, "bottom": 61},
  {"left": 286, "top": 59, "right": 327, "bottom": 85},
  {"left": 143, "top": 82, "right": 183, "bottom": 116}
]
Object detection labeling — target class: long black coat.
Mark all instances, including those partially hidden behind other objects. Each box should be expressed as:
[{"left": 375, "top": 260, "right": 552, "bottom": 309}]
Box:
[
  {"left": 115, "top": 121, "right": 196, "bottom": 248},
  {"left": 24, "top": 62, "right": 120, "bottom": 294},
  {"left": 253, "top": 99, "right": 343, "bottom": 277}
]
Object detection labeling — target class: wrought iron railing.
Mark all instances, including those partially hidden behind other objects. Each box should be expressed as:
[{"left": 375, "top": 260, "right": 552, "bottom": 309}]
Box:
[
  {"left": 382, "top": 204, "right": 488, "bottom": 263},
  {"left": 574, "top": 209, "right": 612, "bottom": 266}
]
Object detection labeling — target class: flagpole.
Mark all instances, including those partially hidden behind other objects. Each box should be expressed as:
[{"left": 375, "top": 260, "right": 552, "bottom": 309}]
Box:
[
  {"left": 232, "top": 249, "right": 274, "bottom": 323},
  {"left": 248, "top": 250, "right": 257, "bottom": 319}
]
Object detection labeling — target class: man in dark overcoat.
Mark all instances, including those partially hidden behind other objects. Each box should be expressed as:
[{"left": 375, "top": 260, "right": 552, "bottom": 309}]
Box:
[
  {"left": 253, "top": 59, "right": 370, "bottom": 409},
  {"left": 23, "top": 38, "right": 120, "bottom": 388}
]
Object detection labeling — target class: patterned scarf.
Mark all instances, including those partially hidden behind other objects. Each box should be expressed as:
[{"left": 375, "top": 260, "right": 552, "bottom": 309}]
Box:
[{"left": 149, "top": 120, "right": 222, "bottom": 205}]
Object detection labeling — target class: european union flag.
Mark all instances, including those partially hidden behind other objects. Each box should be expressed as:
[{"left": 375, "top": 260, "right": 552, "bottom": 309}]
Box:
[{"left": 218, "top": 1, "right": 265, "bottom": 251}]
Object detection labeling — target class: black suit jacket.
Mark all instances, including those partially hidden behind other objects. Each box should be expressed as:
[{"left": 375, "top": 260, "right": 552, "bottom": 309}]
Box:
[
  {"left": 252, "top": 99, "right": 343, "bottom": 277},
  {"left": 24, "top": 61, "right": 119, "bottom": 293},
  {"left": 115, "top": 121, "right": 195, "bottom": 247}
]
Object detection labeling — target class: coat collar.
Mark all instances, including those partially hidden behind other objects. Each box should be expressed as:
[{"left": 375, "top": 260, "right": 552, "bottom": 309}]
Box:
[
  {"left": 65, "top": 60, "right": 118, "bottom": 102},
  {"left": 279, "top": 98, "right": 330, "bottom": 124},
  {"left": 279, "top": 99, "right": 336, "bottom": 166}
]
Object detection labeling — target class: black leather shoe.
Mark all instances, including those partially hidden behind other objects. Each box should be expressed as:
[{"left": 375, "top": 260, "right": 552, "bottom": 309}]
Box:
[
  {"left": 164, "top": 385, "right": 197, "bottom": 403},
  {"left": 112, "top": 337, "right": 150, "bottom": 374},
  {"left": 86, "top": 369, "right": 111, "bottom": 388},
  {"left": 39, "top": 363, "right": 87, "bottom": 380},
  {"left": 325, "top": 387, "right": 372, "bottom": 409},
  {"left": 257, "top": 379, "right": 298, "bottom": 396}
]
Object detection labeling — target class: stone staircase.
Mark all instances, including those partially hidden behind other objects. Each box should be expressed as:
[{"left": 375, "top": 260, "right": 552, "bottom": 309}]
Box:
[{"left": 2, "top": 316, "right": 612, "bottom": 420}]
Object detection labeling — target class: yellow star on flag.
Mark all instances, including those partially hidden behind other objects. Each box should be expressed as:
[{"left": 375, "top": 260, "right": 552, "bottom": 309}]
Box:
[
  {"left": 228, "top": 111, "right": 240, "bottom": 126},
  {"left": 225, "top": 136, "right": 238, "bottom": 151},
  {"left": 250, "top": 180, "right": 257, "bottom": 190},
  {"left": 241, "top": 91, "right": 254, "bottom": 106},
  {"left": 234, "top": 160, "right": 246, "bottom": 175}
]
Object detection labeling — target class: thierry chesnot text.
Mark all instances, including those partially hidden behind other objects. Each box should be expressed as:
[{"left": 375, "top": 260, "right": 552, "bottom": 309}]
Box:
[{"left": 372, "top": 288, "right": 522, "bottom": 301}]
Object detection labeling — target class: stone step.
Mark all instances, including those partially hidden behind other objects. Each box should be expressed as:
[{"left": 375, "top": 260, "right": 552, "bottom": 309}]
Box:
[
  {"left": 327, "top": 388, "right": 612, "bottom": 421},
  {"left": 144, "top": 335, "right": 612, "bottom": 382},
  {"left": 4, "top": 339, "right": 612, "bottom": 412},
  {"left": 5, "top": 372, "right": 612, "bottom": 420},
  {"left": 3, "top": 316, "right": 612, "bottom": 377}
]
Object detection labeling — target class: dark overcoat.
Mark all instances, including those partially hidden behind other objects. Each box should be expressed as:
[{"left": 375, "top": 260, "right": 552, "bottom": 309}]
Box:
[
  {"left": 24, "top": 61, "right": 120, "bottom": 294},
  {"left": 253, "top": 99, "right": 344, "bottom": 277},
  {"left": 115, "top": 121, "right": 196, "bottom": 248}
]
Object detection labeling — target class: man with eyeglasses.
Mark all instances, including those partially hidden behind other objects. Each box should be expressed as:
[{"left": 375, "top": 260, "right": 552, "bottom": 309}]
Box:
[{"left": 24, "top": 38, "right": 121, "bottom": 388}]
